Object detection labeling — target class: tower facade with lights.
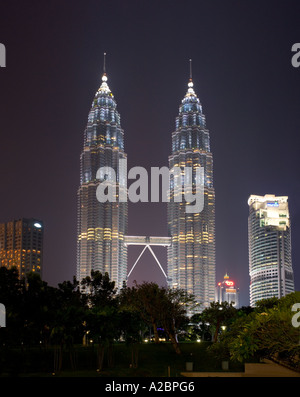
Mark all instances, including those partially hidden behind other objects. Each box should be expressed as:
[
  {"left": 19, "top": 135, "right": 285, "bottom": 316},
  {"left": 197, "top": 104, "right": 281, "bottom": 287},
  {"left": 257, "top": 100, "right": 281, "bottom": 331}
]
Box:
[
  {"left": 0, "top": 218, "right": 43, "bottom": 279},
  {"left": 215, "top": 273, "right": 239, "bottom": 308},
  {"left": 77, "top": 64, "right": 128, "bottom": 289},
  {"left": 248, "top": 194, "right": 294, "bottom": 306},
  {"left": 167, "top": 69, "right": 216, "bottom": 311}
]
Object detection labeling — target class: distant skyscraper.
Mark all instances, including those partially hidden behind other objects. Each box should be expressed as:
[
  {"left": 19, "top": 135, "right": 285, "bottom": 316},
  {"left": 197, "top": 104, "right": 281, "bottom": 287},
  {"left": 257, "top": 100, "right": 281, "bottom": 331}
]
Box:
[
  {"left": 215, "top": 273, "right": 239, "bottom": 308},
  {"left": 167, "top": 66, "right": 216, "bottom": 311},
  {"left": 77, "top": 60, "right": 128, "bottom": 289},
  {"left": 248, "top": 194, "right": 294, "bottom": 306},
  {"left": 0, "top": 218, "right": 43, "bottom": 279}
]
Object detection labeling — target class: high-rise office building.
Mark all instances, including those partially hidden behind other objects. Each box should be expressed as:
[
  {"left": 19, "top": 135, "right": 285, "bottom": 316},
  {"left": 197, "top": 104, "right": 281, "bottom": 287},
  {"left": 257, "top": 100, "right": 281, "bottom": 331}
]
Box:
[
  {"left": 248, "top": 194, "right": 294, "bottom": 306},
  {"left": 215, "top": 273, "right": 239, "bottom": 308},
  {"left": 77, "top": 62, "right": 128, "bottom": 289},
  {"left": 0, "top": 218, "right": 43, "bottom": 279},
  {"left": 167, "top": 69, "right": 216, "bottom": 311}
]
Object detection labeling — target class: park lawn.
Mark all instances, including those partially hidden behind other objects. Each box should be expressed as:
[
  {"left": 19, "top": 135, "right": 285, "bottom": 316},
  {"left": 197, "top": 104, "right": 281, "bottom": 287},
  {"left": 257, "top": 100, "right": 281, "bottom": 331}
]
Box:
[{"left": 1, "top": 342, "right": 245, "bottom": 377}]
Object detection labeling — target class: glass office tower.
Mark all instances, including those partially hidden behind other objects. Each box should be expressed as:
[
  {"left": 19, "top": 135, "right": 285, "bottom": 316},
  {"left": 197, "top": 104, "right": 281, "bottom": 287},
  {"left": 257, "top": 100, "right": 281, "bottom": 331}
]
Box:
[
  {"left": 167, "top": 75, "right": 216, "bottom": 311},
  {"left": 248, "top": 194, "right": 294, "bottom": 306},
  {"left": 77, "top": 68, "right": 128, "bottom": 289}
]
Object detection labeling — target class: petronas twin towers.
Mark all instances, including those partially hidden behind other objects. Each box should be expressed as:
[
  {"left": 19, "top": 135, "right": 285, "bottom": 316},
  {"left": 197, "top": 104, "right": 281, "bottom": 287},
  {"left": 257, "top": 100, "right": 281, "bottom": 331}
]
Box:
[
  {"left": 77, "top": 68, "right": 128, "bottom": 290},
  {"left": 77, "top": 58, "right": 216, "bottom": 311}
]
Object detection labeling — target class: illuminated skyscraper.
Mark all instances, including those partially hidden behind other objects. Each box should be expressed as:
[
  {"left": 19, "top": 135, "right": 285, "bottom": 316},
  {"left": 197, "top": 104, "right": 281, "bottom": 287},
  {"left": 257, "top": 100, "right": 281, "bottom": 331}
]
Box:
[
  {"left": 248, "top": 194, "right": 294, "bottom": 306},
  {"left": 215, "top": 273, "right": 239, "bottom": 308},
  {"left": 167, "top": 66, "right": 216, "bottom": 311},
  {"left": 77, "top": 59, "right": 128, "bottom": 289},
  {"left": 0, "top": 218, "right": 43, "bottom": 279}
]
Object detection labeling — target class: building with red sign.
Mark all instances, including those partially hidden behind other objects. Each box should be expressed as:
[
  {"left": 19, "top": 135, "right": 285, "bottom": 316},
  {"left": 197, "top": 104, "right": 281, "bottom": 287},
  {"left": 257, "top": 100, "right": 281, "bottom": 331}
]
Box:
[{"left": 215, "top": 273, "right": 239, "bottom": 307}]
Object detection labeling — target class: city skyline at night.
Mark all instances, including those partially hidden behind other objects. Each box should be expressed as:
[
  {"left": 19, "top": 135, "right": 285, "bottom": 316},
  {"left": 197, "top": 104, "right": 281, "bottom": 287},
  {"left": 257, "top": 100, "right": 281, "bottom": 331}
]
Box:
[
  {"left": 1, "top": 1, "right": 300, "bottom": 308},
  {"left": 76, "top": 59, "right": 216, "bottom": 309}
]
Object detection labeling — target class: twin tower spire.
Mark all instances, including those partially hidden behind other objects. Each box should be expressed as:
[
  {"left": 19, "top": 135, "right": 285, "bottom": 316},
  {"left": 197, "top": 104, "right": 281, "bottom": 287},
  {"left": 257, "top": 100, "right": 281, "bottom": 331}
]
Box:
[
  {"left": 77, "top": 54, "right": 216, "bottom": 312},
  {"left": 100, "top": 53, "right": 194, "bottom": 94}
]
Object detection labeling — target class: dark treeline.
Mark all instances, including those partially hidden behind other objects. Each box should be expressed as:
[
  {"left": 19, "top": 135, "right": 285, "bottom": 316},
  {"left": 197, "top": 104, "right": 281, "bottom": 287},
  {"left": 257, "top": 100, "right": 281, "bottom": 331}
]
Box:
[
  {"left": 0, "top": 266, "right": 299, "bottom": 374},
  {"left": 0, "top": 267, "right": 195, "bottom": 372}
]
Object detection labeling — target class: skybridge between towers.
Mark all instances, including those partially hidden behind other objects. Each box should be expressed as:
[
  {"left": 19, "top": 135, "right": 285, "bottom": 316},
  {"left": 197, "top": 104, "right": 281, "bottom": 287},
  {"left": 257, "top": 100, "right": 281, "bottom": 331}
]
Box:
[{"left": 124, "top": 236, "right": 171, "bottom": 281}]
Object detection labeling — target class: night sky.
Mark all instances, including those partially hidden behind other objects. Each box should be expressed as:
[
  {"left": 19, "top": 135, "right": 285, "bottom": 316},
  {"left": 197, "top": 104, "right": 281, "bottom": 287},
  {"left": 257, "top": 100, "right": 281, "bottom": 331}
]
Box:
[{"left": 1, "top": 0, "right": 300, "bottom": 307}]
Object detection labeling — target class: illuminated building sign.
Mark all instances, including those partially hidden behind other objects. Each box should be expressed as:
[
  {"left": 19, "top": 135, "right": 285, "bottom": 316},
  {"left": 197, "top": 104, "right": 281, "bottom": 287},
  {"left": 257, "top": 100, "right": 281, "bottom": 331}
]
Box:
[
  {"left": 267, "top": 201, "right": 279, "bottom": 207},
  {"left": 216, "top": 274, "right": 239, "bottom": 307}
]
